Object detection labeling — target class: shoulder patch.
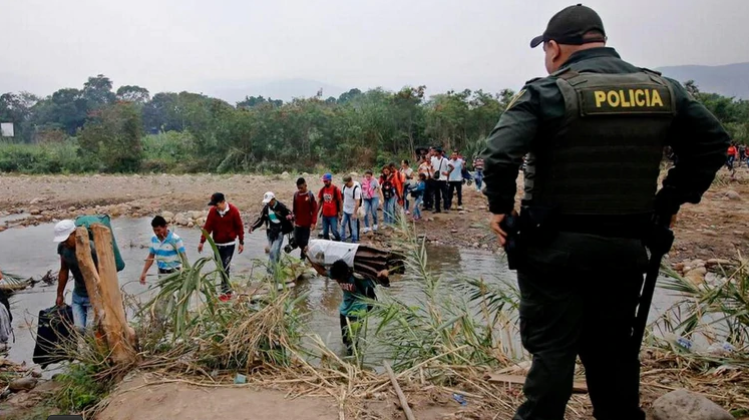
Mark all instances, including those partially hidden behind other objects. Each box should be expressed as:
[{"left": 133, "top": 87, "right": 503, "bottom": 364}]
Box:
[
  {"left": 639, "top": 67, "right": 663, "bottom": 76},
  {"left": 506, "top": 89, "right": 528, "bottom": 110}
]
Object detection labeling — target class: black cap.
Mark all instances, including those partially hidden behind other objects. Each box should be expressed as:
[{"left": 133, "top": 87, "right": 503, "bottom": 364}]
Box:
[
  {"left": 530, "top": 4, "right": 606, "bottom": 48},
  {"left": 208, "top": 192, "right": 225, "bottom": 206}
]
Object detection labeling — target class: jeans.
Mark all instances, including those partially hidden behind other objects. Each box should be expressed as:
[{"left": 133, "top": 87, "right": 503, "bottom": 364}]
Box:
[
  {"left": 339, "top": 212, "right": 359, "bottom": 243},
  {"left": 413, "top": 196, "right": 423, "bottom": 219},
  {"left": 322, "top": 216, "right": 341, "bottom": 241},
  {"left": 433, "top": 181, "right": 448, "bottom": 212},
  {"left": 448, "top": 181, "right": 462, "bottom": 209},
  {"left": 474, "top": 169, "right": 483, "bottom": 190},
  {"left": 383, "top": 196, "right": 397, "bottom": 224},
  {"left": 71, "top": 291, "right": 93, "bottom": 333},
  {"left": 363, "top": 197, "right": 379, "bottom": 229},
  {"left": 294, "top": 226, "right": 311, "bottom": 259},
  {"left": 267, "top": 231, "right": 284, "bottom": 275},
  {"left": 217, "top": 244, "right": 235, "bottom": 294}
]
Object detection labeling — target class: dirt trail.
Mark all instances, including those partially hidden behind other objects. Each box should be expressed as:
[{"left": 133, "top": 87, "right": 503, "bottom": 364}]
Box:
[{"left": 97, "top": 373, "right": 459, "bottom": 420}]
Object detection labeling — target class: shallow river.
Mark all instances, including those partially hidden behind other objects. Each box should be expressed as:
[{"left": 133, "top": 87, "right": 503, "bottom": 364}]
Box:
[{"left": 1, "top": 218, "right": 680, "bottom": 370}]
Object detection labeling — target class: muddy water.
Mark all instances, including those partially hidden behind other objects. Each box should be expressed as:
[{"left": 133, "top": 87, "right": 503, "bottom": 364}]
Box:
[{"left": 1, "top": 218, "right": 679, "bottom": 369}]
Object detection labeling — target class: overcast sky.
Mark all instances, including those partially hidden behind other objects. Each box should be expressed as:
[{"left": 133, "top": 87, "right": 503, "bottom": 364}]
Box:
[{"left": 2, "top": 0, "right": 747, "bottom": 98}]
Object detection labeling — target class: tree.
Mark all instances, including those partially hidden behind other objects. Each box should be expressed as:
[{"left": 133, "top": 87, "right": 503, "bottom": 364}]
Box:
[
  {"left": 83, "top": 74, "right": 116, "bottom": 109},
  {"left": 236, "top": 95, "right": 282, "bottom": 108},
  {"left": 337, "top": 88, "right": 362, "bottom": 104},
  {"left": 116, "top": 85, "right": 150, "bottom": 103},
  {"left": 78, "top": 102, "right": 143, "bottom": 172},
  {"left": 0, "top": 92, "right": 39, "bottom": 141}
]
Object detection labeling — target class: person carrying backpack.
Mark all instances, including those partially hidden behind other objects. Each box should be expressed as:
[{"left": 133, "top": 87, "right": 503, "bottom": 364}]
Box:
[
  {"left": 380, "top": 166, "right": 398, "bottom": 225},
  {"left": 250, "top": 192, "right": 294, "bottom": 277},
  {"left": 318, "top": 173, "right": 343, "bottom": 241},
  {"left": 411, "top": 173, "right": 427, "bottom": 221},
  {"left": 339, "top": 175, "right": 362, "bottom": 243},
  {"left": 292, "top": 177, "right": 318, "bottom": 259}
]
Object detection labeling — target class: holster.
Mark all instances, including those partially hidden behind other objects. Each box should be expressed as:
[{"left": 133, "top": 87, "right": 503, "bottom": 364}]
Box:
[{"left": 499, "top": 205, "right": 559, "bottom": 270}]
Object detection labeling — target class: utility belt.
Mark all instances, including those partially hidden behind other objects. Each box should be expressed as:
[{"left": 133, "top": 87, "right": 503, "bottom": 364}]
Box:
[{"left": 500, "top": 205, "right": 655, "bottom": 269}]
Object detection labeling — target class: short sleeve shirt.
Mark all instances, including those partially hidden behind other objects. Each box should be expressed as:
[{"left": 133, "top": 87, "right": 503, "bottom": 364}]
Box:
[{"left": 58, "top": 241, "right": 98, "bottom": 298}]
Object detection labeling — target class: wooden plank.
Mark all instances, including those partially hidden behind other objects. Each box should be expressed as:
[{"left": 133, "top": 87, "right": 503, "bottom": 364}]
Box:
[
  {"left": 91, "top": 223, "right": 137, "bottom": 365},
  {"left": 384, "top": 361, "right": 417, "bottom": 420},
  {"left": 74, "top": 227, "right": 105, "bottom": 326},
  {"left": 485, "top": 373, "right": 588, "bottom": 394}
]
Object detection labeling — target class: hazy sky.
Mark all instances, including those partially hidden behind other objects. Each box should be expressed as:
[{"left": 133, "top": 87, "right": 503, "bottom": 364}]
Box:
[{"left": 2, "top": 0, "right": 748, "bottom": 98}]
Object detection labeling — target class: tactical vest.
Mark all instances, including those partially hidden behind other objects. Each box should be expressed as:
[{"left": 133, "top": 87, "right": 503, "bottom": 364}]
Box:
[{"left": 525, "top": 69, "right": 676, "bottom": 216}]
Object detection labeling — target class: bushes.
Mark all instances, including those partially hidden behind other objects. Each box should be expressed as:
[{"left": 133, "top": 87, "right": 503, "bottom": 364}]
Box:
[{"left": 0, "top": 140, "right": 90, "bottom": 174}]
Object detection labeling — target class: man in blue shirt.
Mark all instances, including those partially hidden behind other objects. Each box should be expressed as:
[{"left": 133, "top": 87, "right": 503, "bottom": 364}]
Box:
[{"left": 139, "top": 216, "right": 187, "bottom": 284}]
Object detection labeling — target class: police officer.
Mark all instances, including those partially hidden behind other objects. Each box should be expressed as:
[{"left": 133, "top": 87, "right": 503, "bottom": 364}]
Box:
[{"left": 481, "top": 5, "right": 728, "bottom": 420}]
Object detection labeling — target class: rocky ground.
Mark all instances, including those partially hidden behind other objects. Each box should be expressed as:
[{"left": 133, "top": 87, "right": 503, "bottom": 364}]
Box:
[{"left": 2, "top": 168, "right": 748, "bottom": 265}]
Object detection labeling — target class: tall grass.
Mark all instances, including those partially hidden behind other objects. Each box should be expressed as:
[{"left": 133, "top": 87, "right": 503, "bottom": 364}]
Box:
[
  {"left": 0, "top": 140, "right": 91, "bottom": 174},
  {"left": 657, "top": 260, "right": 749, "bottom": 351}
]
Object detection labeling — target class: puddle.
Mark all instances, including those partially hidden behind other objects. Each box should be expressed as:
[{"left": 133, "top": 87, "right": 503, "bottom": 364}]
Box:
[{"left": 1, "top": 218, "right": 680, "bottom": 369}]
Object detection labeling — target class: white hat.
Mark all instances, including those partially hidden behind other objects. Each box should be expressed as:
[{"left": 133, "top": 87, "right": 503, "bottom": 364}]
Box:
[
  {"left": 262, "top": 191, "right": 276, "bottom": 204},
  {"left": 53, "top": 219, "right": 76, "bottom": 243}
]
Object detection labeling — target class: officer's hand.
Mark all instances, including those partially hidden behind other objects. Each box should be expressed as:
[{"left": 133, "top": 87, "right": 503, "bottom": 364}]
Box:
[{"left": 489, "top": 214, "right": 508, "bottom": 247}]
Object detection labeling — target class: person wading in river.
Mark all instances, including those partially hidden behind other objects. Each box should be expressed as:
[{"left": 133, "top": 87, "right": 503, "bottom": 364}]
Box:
[
  {"left": 309, "top": 259, "right": 382, "bottom": 356},
  {"left": 139, "top": 216, "right": 187, "bottom": 323},
  {"left": 292, "top": 177, "right": 318, "bottom": 260},
  {"left": 54, "top": 219, "right": 99, "bottom": 333},
  {"left": 199, "top": 193, "right": 244, "bottom": 301},
  {"left": 250, "top": 192, "right": 294, "bottom": 278}
]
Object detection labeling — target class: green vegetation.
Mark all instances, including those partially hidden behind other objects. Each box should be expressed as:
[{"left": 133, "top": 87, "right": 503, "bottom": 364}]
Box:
[{"left": 0, "top": 76, "right": 745, "bottom": 174}]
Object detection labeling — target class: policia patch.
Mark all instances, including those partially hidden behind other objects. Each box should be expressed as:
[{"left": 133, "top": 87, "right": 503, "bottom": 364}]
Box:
[
  {"left": 579, "top": 86, "right": 673, "bottom": 115},
  {"left": 555, "top": 69, "right": 675, "bottom": 117}
]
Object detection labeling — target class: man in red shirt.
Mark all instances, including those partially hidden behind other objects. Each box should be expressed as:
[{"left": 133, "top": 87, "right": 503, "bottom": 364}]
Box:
[
  {"left": 199, "top": 193, "right": 244, "bottom": 299},
  {"left": 318, "top": 173, "right": 342, "bottom": 241},
  {"left": 292, "top": 177, "right": 318, "bottom": 259}
]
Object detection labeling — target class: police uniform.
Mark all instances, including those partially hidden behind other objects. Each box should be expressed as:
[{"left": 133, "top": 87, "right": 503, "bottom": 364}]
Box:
[{"left": 480, "top": 5, "right": 729, "bottom": 420}]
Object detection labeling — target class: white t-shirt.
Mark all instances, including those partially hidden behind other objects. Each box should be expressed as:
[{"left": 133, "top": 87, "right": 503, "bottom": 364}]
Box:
[
  {"left": 431, "top": 156, "right": 449, "bottom": 182},
  {"left": 341, "top": 182, "right": 362, "bottom": 215},
  {"left": 448, "top": 159, "right": 463, "bottom": 182},
  {"left": 401, "top": 167, "right": 416, "bottom": 187}
]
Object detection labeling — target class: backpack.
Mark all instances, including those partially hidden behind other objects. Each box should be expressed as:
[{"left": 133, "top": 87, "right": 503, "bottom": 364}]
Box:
[
  {"left": 381, "top": 179, "right": 394, "bottom": 200},
  {"left": 342, "top": 184, "right": 362, "bottom": 207},
  {"left": 292, "top": 191, "right": 316, "bottom": 218},
  {"left": 75, "top": 215, "right": 125, "bottom": 272},
  {"left": 361, "top": 178, "right": 377, "bottom": 199}
]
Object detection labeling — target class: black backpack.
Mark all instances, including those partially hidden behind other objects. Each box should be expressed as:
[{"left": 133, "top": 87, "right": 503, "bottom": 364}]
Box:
[{"left": 382, "top": 180, "right": 394, "bottom": 200}]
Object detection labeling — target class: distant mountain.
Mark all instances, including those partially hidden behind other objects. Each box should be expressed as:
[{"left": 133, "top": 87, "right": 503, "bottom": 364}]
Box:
[
  {"left": 202, "top": 78, "right": 347, "bottom": 105},
  {"left": 656, "top": 62, "right": 749, "bottom": 99}
]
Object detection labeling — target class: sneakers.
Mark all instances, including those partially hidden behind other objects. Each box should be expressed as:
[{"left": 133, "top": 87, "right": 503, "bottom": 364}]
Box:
[
  {"left": 405, "top": 210, "right": 411, "bottom": 215},
  {"left": 373, "top": 224, "right": 379, "bottom": 232},
  {"left": 219, "top": 292, "right": 233, "bottom": 302},
  {"left": 458, "top": 206, "right": 463, "bottom": 210},
  {"left": 363, "top": 227, "right": 371, "bottom": 234}
]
